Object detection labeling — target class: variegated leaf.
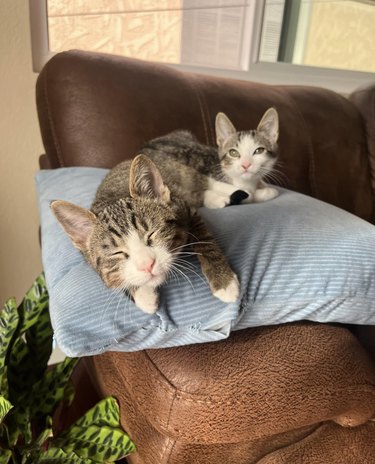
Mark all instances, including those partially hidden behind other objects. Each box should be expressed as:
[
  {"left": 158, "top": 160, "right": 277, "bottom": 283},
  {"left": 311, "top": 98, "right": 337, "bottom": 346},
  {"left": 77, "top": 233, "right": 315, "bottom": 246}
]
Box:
[
  {"left": 0, "top": 297, "right": 19, "bottom": 398},
  {"left": 29, "top": 357, "right": 79, "bottom": 419},
  {"left": 17, "top": 274, "right": 49, "bottom": 337},
  {"left": 55, "top": 397, "right": 135, "bottom": 462},
  {"left": 28, "top": 446, "right": 94, "bottom": 463},
  {"left": 66, "top": 396, "right": 120, "bottom": 430},
  {"left": 0, "top": 395, "right": 13, "bottom": 423},
  {"left": 55, "top": 425, "right": 135, "bottom": 462},
  {"left": 8, "top": 275, "right": 52, "bottom": 404}
]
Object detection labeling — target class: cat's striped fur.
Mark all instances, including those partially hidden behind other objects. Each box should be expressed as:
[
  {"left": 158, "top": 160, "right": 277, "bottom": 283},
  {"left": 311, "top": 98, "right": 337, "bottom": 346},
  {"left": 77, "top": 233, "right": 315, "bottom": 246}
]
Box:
[
  {"left": 51, "top": 155, "right": 239, "bottom": 313},
  {"left": 141, "top": 108, "right": 280, "bottom": 207}
]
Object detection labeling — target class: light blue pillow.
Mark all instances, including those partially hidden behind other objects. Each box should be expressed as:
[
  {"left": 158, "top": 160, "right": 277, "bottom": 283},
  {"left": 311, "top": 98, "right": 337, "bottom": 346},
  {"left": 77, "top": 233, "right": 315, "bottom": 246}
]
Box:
[{"left": 36, "top": 167, "right": 375, "bottom": 357}]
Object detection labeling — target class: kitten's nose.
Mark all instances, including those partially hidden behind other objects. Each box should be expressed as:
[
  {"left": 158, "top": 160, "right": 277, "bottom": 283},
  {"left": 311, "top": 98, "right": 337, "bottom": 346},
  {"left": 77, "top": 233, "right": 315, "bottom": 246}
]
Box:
[
  {"left": 141, "top": 259, "right": 155, "bottom": 274},
  {"left": 241, "top": 161, "right": 251, "bottom": 170}
]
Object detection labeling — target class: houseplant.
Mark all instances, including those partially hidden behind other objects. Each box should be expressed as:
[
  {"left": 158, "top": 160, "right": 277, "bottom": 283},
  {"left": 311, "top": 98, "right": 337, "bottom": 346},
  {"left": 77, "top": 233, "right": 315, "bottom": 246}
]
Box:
[{"left": 0, "top": 274, "right": 135, "bottom": 463}]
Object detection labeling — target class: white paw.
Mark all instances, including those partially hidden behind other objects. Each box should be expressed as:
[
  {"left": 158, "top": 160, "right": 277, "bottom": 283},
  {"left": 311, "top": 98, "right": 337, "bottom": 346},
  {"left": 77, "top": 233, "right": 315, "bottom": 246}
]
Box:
[
  {"left": 240, "top": 192, "right": 254, "bottom": 204},
  {"left": 204, "top": 190, "right": 229, "bottom": 209},
  {"left": 213, "top": 275, "right": 240, "bottom": 303},
  {"left": 254, "top": 187, "right": 278, "bottom": 202},
  {"left": 133, "top": 286, "right": 159, "bottom": 314}
]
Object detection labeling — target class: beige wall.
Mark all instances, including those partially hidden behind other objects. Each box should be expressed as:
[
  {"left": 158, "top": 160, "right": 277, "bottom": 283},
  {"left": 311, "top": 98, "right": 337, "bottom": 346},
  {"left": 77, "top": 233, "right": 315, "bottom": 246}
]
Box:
[{"left": 0, "top": 1, "right": 43, "bottom": 305}]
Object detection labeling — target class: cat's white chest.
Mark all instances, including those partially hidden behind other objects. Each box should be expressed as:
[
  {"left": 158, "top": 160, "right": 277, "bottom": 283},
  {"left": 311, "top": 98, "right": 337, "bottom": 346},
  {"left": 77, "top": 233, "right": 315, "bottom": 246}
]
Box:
[{"left": 232, "top": 175, "right": 259, "bottom": 193}]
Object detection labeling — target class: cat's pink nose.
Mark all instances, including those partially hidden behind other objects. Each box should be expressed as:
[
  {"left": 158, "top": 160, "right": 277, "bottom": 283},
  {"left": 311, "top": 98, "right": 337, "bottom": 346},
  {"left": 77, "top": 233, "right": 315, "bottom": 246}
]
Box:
[
  {"left": 141, "top": 259, "right": 155, "bottom": 274},
  {"left": 241, "top": 162, "right": 251, "bottom": 170}
]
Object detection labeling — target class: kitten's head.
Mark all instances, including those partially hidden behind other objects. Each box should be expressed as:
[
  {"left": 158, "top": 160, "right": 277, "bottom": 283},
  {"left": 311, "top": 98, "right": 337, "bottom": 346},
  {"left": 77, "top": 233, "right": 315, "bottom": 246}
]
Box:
[
  {"left": 215, "top": 108, "right": 279, "bottom": 184},
  {"left": 51, "top": 155, "right": 191, "bottom": 291}
]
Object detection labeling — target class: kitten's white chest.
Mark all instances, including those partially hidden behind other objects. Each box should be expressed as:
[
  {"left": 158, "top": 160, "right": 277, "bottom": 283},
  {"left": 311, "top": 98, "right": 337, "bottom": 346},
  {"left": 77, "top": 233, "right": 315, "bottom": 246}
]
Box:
[{"left": 232, "top": 175, "right": 259, "bottom": 193}]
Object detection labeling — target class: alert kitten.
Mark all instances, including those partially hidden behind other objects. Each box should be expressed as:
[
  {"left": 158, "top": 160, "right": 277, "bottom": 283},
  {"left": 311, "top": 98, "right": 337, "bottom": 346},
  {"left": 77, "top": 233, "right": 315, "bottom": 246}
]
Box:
[
  {"left": 142, "top": 107, "right": 279, "bottom": 208},
  {"left": 51, "top": 155, "right": 239, "bottom": 314},
  {"left": 215, "top": 107, "right": 279, "bottom": 205}
]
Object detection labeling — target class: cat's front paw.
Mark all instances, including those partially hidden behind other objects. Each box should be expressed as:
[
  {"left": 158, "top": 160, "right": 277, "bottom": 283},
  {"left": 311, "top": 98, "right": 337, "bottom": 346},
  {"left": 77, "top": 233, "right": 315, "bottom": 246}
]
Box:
[
  {"left": 133, "top": 286, "right": 159, "bottom": 314},
  {"left": 254, "top": 187, "right": 278, "bottom": 202},
  {"left": 203, "top": 190, "right": 230, "bottom": 209},
  {"left": 213, "top": 274, "right": 240, "bottom": 303}
]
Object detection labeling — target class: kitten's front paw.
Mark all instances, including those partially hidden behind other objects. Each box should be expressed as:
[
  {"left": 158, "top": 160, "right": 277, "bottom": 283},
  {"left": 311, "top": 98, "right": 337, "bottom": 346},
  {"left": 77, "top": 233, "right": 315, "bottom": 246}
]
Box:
[
  {"left": 133, "top": 286, "right": 159, "bottom": 314},
  {"left": 213, "top": 275, "right": 240, "bottom": 303},
  {"left": 254, "top": 187, "right": 278, "bottom": 202},
  {"left": 203, "top": 190, "right": 230, "bottom": 209}
]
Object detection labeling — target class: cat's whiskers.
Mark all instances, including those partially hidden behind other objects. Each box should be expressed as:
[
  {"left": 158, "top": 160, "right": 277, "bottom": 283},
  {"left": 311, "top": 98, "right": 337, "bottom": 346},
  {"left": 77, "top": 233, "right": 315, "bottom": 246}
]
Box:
[
  {"left": 100, "top": 283, "right": 127, "bottom": 326},
  {"left": 259, "top": 166, "right": 287, "bottom": 186},
  {"left": 166, "top": 266, "right": 180, "bottom": 285},
  {"left": 122, "top": 290, "right": 133, "bottom": 329},
  {"left": 169, "top": 264, "right": 196, "bottom": 294},
  {"left": 212, "top": 163, "right": 227, "bottom": 181},
  {"left": 112, "top": 289, "right": 124, "bottom": 336},
  {"left": 172, "top": 251, "right": 202, "bottom": 257},
  {"left": 173, "top": 259, "right": 207, "bottom": 287},
  {"left": 187, "top": 230, "right": 200, "bottom": 242},
  {"left": 169, "top": 240, "right": 212, "bottom": 253}
]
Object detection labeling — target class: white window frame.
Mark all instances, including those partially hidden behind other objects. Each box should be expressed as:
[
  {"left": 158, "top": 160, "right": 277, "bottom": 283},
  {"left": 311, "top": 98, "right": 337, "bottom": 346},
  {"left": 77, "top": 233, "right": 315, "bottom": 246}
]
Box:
[{"left": 29, "top": 0, "right": 375, "bottom": 95}]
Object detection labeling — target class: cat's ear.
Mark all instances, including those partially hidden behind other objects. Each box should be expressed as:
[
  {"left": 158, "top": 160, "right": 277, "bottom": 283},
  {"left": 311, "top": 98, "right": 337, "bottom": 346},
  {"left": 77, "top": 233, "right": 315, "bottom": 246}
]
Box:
[
  {"left": 129, "top": 154, "right": 170, "bottom": 203},
  {"left": 257, "top": 108, "right": 279, "bottom": 144},
  {"left": 215, "top": 112, "right": 237, "bottom": 148},
  {"left": 50, "top": 200, "right": 97, "bottom": 251}
]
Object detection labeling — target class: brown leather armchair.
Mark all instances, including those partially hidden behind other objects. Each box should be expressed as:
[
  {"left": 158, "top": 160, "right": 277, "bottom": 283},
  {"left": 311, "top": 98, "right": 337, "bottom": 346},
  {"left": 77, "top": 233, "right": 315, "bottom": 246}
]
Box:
[{"left": 37, "top": 50, "right": 375, "bottom": 463}]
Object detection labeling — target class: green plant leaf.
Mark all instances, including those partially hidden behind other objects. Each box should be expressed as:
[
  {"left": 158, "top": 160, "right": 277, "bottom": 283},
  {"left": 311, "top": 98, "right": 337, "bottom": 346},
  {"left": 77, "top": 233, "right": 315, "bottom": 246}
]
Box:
[
  {"left": 6, "top": 406, "right": 32, "bottom": 447},
  {"left": 17, "top": 274, "right": 49, "bottom": 337},
  {"left": 0, "top": 396, "right": 13, "bottom": 423},
  {"left": 0, "top": 297, "right": 19, "bottom": 398},
  {"left": 62, "top": 381, "right": 75, "bottom": 409},
  {"left": 67, "top": 397, "right": 120, "bottom": 430},
  {"left": 29, "top": 357, "right": 79, "bottom": 419},
  {"left": 54, "top": 397, "right": 135, "bottom": 462},
  {"left": 0, "top": 449, "right": 11, "bottom": 463},
  {"left": 27, "top": 447, "right": 94, "bottom": 463},
  {"left": 54, "top": 425, "right": 135, "bottom": 462},
  {"left": 7, "top": 275, "right": 52, "bottom": 405},
  {"left": 33, "top": 416, "right": 53, "bottom": 448}
]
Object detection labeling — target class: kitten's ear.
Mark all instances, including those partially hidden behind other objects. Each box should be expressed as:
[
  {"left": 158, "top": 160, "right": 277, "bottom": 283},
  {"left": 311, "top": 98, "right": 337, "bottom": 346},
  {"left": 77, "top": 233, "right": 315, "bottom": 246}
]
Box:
[
  {"left": 215, "top": 112, "right": 237, "bottom": 147},
  {"left": 257, "top": 108, "right": 279, "bottom": 144},
  {"left": 50, "top": 200, "right": 97, "bottom": 251},
  {"left": 129, "top": 154, "right": 170, "bottom": 203}
]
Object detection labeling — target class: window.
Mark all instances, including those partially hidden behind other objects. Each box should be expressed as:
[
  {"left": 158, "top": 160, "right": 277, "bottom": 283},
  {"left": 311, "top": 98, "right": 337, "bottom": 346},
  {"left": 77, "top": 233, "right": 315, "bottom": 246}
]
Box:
[
  {"left": 260, "top": 0, "right": 375, "bottom": 74},
  {"left": 30, "top": 0, "right": 375, "bottom": 94},
  {"left": 31, "top": 1, "right": 255, "bottom": 71}
]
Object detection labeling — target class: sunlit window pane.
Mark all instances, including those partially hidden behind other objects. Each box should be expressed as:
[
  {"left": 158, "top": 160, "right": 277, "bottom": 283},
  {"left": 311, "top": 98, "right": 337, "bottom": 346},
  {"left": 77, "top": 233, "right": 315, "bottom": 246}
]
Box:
[{"left": 47, "top": 0, "right": 253, "bottom": 70}]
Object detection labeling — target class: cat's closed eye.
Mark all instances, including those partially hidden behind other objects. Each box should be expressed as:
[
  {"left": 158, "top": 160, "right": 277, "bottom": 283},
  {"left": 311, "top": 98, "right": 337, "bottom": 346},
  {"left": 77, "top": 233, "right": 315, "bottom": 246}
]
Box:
[
  {"left": 112, "top": 251, "right": 129, "bottom": 258},
  {"left": 254, "top": 147, "right": 265, "bottom": 154},
  {"left": 146, "top": 232, "right": 155, "bottom": 246}
]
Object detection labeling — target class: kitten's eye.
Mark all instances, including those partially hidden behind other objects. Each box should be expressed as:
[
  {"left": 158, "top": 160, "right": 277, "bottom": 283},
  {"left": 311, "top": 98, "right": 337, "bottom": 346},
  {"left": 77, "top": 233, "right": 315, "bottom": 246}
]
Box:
[
  {"left": 146, "top": 232, "right": 155, "bottom": 246},
  {"left": 228, "top": 149, "right": 240, "bottom": 159},
  {"left": 254, "top": 147, "right": 265, "bottom": 155},
  {"left": 112, "top": 251, "right": 129, "bottom": 259}
]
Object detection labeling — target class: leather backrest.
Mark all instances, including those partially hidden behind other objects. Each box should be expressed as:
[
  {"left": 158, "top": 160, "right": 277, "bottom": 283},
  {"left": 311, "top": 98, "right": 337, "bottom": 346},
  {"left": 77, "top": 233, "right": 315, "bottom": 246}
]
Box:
[{"left": 36, "top": 50, "right": 375, "bottom": 222}]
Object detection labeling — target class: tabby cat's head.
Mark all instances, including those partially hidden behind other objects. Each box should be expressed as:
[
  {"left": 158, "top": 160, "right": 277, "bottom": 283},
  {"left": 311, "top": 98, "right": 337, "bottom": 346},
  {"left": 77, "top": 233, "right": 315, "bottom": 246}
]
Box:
[
  {"left": 51, "top": 155, "right": 191, "bottom": 291},
  {"left": 215, "top": 108, "right": 279, "bottom": 184}
]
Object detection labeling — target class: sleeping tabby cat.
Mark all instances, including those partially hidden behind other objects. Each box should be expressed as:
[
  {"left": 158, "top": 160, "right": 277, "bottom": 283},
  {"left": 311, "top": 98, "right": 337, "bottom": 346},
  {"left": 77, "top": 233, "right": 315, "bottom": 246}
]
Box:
[
  {"left": 51, "top": 155, "right": 240, "bottom": 314},
  {"left": 142, "top": 107, "right": 279, "bottom": 208}
]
